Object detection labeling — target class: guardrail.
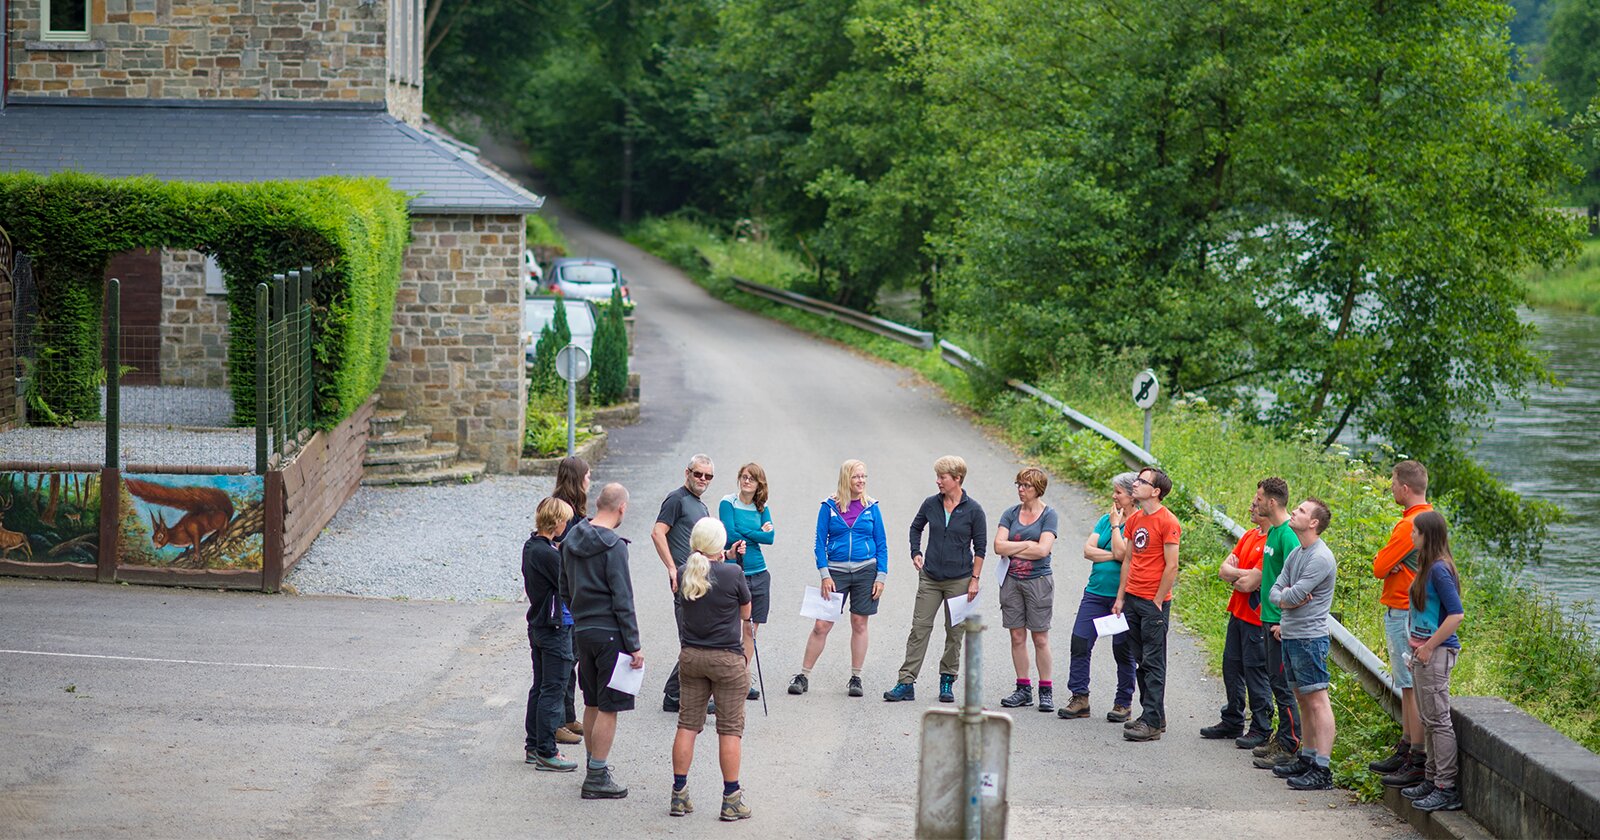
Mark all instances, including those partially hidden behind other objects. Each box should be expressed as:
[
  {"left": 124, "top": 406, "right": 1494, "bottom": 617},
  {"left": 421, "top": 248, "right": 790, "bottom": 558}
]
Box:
[{"left": 732, "top": 277, "right": 935, "bottom": 350}]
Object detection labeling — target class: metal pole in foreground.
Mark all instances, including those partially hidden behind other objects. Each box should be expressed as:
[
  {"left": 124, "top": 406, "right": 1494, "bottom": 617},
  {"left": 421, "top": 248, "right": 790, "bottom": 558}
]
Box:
[
  {"left": 1143, "top": 408, "right": 1152, "bottom": 453},
  {"left": 752, "top": 630, "right": 768, "bottom": 717},
  {"left": 566, "top": 352, "right": 578, "bottom": 456},
  {"left": 961, "top": 614, "right": 985, "bottom": 840}
]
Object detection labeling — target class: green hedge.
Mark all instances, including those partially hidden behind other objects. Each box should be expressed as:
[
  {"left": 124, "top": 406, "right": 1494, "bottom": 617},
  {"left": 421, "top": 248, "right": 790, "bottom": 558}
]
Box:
[{"left": 0, "top": 172, "right": 410, "bottom": 427}]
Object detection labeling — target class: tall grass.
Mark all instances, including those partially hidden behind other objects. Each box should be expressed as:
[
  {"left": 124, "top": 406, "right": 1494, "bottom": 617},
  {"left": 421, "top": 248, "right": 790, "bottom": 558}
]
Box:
[{"left": 1524, "top": 236, "right": 1600, "bottom": 315}]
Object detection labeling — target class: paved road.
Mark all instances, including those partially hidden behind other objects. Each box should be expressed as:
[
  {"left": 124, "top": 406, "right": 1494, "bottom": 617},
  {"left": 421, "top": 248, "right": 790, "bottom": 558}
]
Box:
[{"left": 0, "top": 188, "right": 1413, "bottom": 838}]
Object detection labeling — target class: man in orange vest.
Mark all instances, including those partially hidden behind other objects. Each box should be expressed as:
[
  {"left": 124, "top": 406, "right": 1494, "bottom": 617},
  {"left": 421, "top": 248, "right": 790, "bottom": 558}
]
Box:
[{"left": 1369, "top": 460, "right": 1433, "bottom": 787}]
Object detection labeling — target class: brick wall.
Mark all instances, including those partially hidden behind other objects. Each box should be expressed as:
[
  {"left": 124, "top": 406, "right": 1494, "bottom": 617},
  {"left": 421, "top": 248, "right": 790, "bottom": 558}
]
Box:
[
  {"left": 158, "top": 250, "right": 229, "bottom": 388},
  {"left": 380, "top": 214, "right": 527, "bottom": 473}
]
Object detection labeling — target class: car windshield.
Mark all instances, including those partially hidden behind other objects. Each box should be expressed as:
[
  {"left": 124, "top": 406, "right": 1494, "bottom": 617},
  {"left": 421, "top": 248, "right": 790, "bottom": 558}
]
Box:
[{"left": 558, "top": 264, "right": 617, "bottom": 285}]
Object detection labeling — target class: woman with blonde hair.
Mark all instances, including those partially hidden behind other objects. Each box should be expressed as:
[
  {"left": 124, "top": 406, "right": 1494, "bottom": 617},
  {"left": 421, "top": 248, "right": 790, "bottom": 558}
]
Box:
[
  {"left": 789, "top": 459, "right": 887, "bottom": 698},
  {"left": 671, "top": 517, "right": 754, "bottom": 821}
]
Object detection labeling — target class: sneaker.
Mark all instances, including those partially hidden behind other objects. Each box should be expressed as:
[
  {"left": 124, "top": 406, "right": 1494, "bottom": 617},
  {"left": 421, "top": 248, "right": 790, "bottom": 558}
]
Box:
[
  {"left": 1368, "top": 740, "right": 1410, "bottom": 774},
  {"left": 662, "top": 694, "right": 680, "bottom": 713},
  {"left": 1235, "top": 731, "right": 1269, "bottom": 750},
  {"left": 1000, "top": 685, "right": 1034, "bottom": 708},
  {"left": 533, "top": 752, "right": 578, "bottom": 773},
  {"left": 1037, "top": 686, "right": 1055, "bottom": 713},
  {"left": 1123, "top": 720, "right": 1162, "bottom": 742},
  {"left": 1286, "top": 764, "right": 1333, "bottom": 791},
  {"left": 1273, "top": 755, "right": 1314, "bottom": 778},
  {"left": 1057, "top": 693, "right": 1091, "bottom": 719},
  {"left": 1252, "top": 740, "right": 1292, "bottom": 769},
  {"left": 1401, "top": 779, "right": 1436, "bottom": 801},
  {"left": 1412, "top": 785, "right": 1461, "bottom": 812},
  {"left": 788, "top": 674, "right": 809, "bottom": 695},
  {"left": 669, "top": 786, "right": 694, "bottom": 816},
  {"left": 748, "top": 686, "right": 761, "bottom": 701},
  {"left": 581, "top": 766, "right": 628, "bottom": 799},
  {"left": 1105, "top": 704, "right": 1131, "bottom": 723},
  {"left": 1381, "top": 757, "right": 1427, "bottom": 788},
  {"left": 848, "top": 676, "right": 864, "bottom": 697},
  {"left": 1200, "top": 722, "right": 1245, "bottom": 740},
  {"left": 555, "top": 726, "right": 582, "bottom": 745},
  {"left": 883, "top": 682, "right": 916, "bottom": 702},
  {"left": 563, "top": 720, "right": 584, "bottom": 736},
  {"left": 939, "top": 674, "right": 957, "bottom": 704},
  {"left": 720, "top": 788, "right": 752, "bottom": 821}
]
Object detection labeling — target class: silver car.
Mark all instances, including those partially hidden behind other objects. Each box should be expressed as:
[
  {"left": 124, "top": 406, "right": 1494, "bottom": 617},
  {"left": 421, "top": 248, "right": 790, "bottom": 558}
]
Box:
[
  {"left": 544, "top": 257, "right": 633, "bottom": 305},
  {"left": 523, "top": 298, "right": 597, "bottom": 365}
]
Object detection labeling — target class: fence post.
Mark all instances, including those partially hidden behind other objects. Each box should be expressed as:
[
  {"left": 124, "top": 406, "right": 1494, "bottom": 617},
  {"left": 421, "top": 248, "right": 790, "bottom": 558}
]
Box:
[
  {"left": 271, "top": 274, "right": 287, "bottom": 455},
  {"left": 256, "top": 283, "right": 269, "bottom": 475},
  {"left": 104, "top": 278, "right": 120, "bottom": 470},
  {"left": 301, "top": 265, "right": 315, "bottom": 433},
  {"left": 286, "top": 270, "right": 303, "bottom": 435}
]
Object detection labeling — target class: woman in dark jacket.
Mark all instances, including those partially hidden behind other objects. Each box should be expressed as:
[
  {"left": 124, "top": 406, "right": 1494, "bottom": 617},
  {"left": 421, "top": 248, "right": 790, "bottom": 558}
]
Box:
[
  {"left": 523, "top": 496, "right": 576, "bottom": 772},
  {"left": 550, "top": 456, "right": 591, "bottom": 745}
]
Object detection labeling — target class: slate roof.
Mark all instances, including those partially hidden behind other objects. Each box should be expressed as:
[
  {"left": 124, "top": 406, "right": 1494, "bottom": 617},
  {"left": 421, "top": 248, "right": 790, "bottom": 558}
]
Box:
[{"left": 0, "top": 99, "right": 543, "bottom": 215}]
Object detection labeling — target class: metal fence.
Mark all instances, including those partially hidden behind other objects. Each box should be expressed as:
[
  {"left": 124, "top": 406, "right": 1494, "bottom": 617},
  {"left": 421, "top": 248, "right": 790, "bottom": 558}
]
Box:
[{"left": 255, "top": 269, "right": 316, "bottom": 471}]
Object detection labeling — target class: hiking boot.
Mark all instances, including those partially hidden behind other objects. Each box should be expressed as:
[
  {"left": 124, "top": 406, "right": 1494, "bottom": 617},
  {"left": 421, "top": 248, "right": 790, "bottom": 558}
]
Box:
[
  {"left": 788, "top": 674, "right": 809, "bottom": 695},
  {"left": 1252, "top": 740, "right": 1292, "bottom": 769},
  {"left": 1252, "top": 737, "right": 1278, "bottom": 758},
  {"left": 532, "top": 752, "right": 578, "bottom": 773},
  {"left": 1286, "top": 764, "right": 1333, "bottom": 791},
  {"left": 1200, "top": 722, "right": 1245, "bottom": 740},
  {"left": 1037, "top": 686, "right": 1055, "bottom": 713},
  {"left": 581, "top": 765, "right": 628, "bottom": 799},
  {"left": 1412, "top": 785, "right": 1461, "bottom": 812},
  {"left": 1000, "top": 685, "right": 1034, "bottom": 708},
  {"left": 1274, "top": 755, "right": 1314, "bottom": 778},
  {"left": 662, "top": 694, "right": 680, "bottom": 713},
  {"left": 1381, "top": 756, "right": 1427, "bottom": 788},
  {"left": 669, "top": 786, "right": 694, "bottom": 816},
  {"left": 1125, "top": 719, "right": 1165, "bottom": 732},
  {"left": 1105, "top": 704, "right": 1131, "bottom": 723},
  {"left": 720, "top": 788, "right": 752, "bottom": 821},
  {"left": 555, "top": 726, "right": 582, "bottom": 745},
  {"left": 1402, "top": 779, "right": 1436, "bottom": 801},
  {"left": 563, "top": 720, "right": 584, "bottom": 736},
  {"left": 748, "top": 686, "right": 760, "bottom": 701},
  {"left": 1235, "top": 731, "right": 1269, "bottom": 750},
  {"left": 847, "top": 676, "right": 864, "bottom": 697},
  {"left": 1057, "top": 693, "right": 1091, "bottom": 719},
  {"left": 1368, "top": 740, "right": 1410, "bottom": 774},
  {"left": 1123, "top": 720, "right": 1162, "bottom": 741},
  {"left": 883, "top": 681, "right": 916, "bottom": 702},
  {"left": 939, "top": 674, "right": 957, "bottom": 703}
]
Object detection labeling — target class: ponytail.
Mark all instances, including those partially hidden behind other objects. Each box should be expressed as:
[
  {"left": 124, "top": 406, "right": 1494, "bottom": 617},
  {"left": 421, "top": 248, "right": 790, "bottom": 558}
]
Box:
[{"left": 680, "top": 517, "right": 728, "bottom": 602}]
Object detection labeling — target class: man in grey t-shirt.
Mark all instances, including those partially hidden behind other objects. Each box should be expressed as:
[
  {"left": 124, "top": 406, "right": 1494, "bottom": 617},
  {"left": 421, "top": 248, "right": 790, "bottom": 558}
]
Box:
[
  {"left": 654, "top": 454, "right": 714, "bottom": 710},
  {"left": 1268, "top": 497, "right": 1337, "bottom": 791}
]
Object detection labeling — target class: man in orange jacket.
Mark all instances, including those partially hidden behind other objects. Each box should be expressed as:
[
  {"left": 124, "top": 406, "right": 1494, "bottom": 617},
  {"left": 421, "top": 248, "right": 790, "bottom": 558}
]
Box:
[{"left": 1368, "top": 460, "right": 1432, "bottom": 786}]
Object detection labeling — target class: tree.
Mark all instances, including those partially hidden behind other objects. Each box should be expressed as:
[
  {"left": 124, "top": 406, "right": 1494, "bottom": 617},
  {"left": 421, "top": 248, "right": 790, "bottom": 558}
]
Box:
[
  {"left": 591, "top": 287, "right": 630, "bottom": 404},
  {"left": 1545, "top": 0, "right": 1600, "bottom": 232}
]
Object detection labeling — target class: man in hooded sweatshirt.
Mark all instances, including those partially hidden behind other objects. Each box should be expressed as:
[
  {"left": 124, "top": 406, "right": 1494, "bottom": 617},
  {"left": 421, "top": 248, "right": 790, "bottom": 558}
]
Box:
[{"left": 561, "top": 482, "right": 643, "bottom": 800}]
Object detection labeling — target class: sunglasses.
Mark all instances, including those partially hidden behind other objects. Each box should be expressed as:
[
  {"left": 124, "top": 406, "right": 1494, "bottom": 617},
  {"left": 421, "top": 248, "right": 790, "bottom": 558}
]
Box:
[{"left": 691, "top": 470, "right": 714, "bottom": 481}]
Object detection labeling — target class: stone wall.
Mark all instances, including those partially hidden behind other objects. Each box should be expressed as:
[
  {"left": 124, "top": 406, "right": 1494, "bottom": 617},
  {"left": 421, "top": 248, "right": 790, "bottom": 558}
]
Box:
[
  {"left": 158, "top": 250, "right": 229, "bottom": 388},
  {"left": 380, "top": 214, "right": 526, "bottom": 473}
]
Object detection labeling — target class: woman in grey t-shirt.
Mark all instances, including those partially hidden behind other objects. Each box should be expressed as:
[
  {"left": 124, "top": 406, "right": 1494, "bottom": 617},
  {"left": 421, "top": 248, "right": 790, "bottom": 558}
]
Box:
[{"left": 992, "top": 467, "right": 1060, "bottom": 712}]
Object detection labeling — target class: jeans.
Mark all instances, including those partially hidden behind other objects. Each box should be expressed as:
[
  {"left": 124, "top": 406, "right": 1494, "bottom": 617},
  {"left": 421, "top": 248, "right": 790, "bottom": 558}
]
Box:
[
  {"left": 1221, "top": 615, "right": 1273, "bottom": 734},
  {"left": 1124, "top": 596, "right": 1170, "bottom": 728},
  {"left": 526, "top": 624, "right": 575, "bottom": 757},
  {"left": 1264, "top": 626, "right": 1302, "bottom": 750},
  {"left": 1066, "top": 591, "right": 1135, "bottom": 705}
]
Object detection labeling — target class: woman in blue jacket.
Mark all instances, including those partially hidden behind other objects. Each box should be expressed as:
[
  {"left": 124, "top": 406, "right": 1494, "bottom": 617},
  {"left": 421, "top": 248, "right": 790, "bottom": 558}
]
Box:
[{"left": 788, "top": 459, "right": 888, "bottom": 698}]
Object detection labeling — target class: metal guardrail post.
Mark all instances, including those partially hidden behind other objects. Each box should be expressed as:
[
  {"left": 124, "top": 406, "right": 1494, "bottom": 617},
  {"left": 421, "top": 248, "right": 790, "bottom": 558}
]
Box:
[
  {"left": 105, "top": 278, "right": 120, "bottom": 470},
  {"left": 255, "top": 283, "right": 269, "bottom": 475}
]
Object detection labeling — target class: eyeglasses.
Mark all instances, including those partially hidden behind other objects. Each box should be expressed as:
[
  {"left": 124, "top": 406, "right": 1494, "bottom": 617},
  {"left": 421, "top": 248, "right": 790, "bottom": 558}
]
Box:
[
  {"left": 691, "top": 470, "right": 714, "bottom": 481},
  {"left": 1132, "top": 478, "right": 1152, "bottom": 487},
  {"left": 739, "top": 474, "right": 756, "bottom": 482}
]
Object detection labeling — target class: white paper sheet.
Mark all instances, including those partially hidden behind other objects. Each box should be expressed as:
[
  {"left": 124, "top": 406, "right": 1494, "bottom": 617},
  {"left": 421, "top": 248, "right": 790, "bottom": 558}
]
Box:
[
  {"left": 607, "top": 651, "right": 645, "bottom": 695},
  {"left": 800, "top": 585, "right": 846, "bottom": 622},
  {"left": 946, "top": 592, "right": 978, "bottom": 626},
  {"left": 1093, "top": 612, "right": 1130, "bottom": 637},
  {"left": 993, "top": 556, "right": 1010, "bottom": 591}
]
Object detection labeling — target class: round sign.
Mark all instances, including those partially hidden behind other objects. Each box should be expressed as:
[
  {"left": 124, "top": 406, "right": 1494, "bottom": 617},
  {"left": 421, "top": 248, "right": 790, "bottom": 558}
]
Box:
[
  {"left": 1131, "top": 369, "right": 1159, "bottom": 410},
  {"left": 555, "top": 344, "right": 591, "bottom": 382}
]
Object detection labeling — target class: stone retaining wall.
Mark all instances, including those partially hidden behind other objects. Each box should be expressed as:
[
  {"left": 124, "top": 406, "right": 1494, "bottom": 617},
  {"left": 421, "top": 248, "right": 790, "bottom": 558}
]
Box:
[
  {"left": 158, "top": 249, "right": 230, "bottom": 388},
  {"left": 1452, "top": 696, "right": 1600, "bottom": 838}
]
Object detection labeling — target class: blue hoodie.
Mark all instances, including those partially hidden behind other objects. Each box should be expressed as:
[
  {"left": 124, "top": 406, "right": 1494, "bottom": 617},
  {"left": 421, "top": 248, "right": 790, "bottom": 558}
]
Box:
[{"left": 814, "top": 498, "right": 889, "bottom": 583}]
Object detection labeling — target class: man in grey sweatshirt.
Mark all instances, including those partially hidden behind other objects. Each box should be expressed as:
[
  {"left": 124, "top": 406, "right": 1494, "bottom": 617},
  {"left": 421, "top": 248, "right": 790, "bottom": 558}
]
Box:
[{"left": 1268, "top": 497, "right": 1337, "bottom": 791}]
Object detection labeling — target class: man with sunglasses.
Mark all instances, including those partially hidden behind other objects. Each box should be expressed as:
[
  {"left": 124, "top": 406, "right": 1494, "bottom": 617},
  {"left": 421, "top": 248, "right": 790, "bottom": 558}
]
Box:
[
  {"left": 1112, "top": 467, "right": 1181, "bottom": 742},
  {"left": 656, "top": 454, "right": 716, "bottom": 712}
]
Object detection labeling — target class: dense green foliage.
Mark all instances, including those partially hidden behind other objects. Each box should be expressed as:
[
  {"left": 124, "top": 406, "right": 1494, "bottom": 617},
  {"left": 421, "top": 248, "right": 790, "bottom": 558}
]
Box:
[
  {"left": 1545, "top": 0, "right": 1600, "bottom": 218},
  {"left": 526, "top": 214, "right": 569, "bottom": 256},
  {"left": 591, "top": 287, "right": 630, "bottom": 404},
  {"left": 0, "top": 173, "right": 410, "bottom": 427},
  {"left": 529, "top": 298, "right": 573, "bottom": 399}
]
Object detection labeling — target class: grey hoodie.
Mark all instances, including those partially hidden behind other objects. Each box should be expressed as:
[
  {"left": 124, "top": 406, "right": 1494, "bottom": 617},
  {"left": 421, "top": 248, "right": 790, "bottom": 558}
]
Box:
[{"left": 559, "top": 518, "right": 641, "bottom": 653}]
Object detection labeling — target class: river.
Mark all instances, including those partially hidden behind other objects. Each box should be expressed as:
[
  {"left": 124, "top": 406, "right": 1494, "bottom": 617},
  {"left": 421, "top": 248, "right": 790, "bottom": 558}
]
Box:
[{"left": 1473, "top": 306, "right": 1600, "bottom": 633}]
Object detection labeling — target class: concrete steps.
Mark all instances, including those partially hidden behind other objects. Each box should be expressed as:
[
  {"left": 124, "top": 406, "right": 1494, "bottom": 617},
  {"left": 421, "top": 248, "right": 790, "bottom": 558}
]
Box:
[
  {"left": 362, "top": 409, "right": 484, "bottom": 485},
  {"left": 361, "top": 461, "right": 488, "bottom": 487}
]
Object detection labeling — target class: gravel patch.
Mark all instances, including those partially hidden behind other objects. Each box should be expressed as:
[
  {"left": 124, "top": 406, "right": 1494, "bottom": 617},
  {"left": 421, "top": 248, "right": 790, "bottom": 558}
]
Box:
[
  {"left": 286, "top": 474, "right": 555, "bottom": 602},
  {"left": 0, "top": 424, "right": 255, "bottom": 467},
  {"left": 111, "top": 385, "right": 236, "bottom": 427}
]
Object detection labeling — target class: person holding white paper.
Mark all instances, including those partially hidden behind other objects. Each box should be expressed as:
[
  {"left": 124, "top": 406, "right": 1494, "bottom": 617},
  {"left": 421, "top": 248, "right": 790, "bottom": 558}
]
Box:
[
  {"left": 1058, "top": 472, "right": 1138, "bottom": 723},
  {"left": 789, "top": 459, "right": 887, "bottom": 698},
  {"left": 993, "top": 467, "right": 1060, "bottom": 712},
  {"left": 671, "top": 518, "right": 754, "bottom": 821},
  {"left": 1112, "top": 466, "right": 1182, "bottom": 743}
]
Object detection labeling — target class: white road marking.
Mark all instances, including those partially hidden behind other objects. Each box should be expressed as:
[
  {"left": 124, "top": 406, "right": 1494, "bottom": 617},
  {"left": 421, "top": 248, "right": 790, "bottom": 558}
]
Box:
[{"left": 0, "top": 649, "right": 397, "bottom": 674}]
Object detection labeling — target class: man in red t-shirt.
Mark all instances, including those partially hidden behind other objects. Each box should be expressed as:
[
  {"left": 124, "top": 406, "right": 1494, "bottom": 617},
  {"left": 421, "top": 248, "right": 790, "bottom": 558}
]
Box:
[
  {"left": 1113, "top": 466, "right": 1181, "bottom": 742},
  {"left": 1202, "top": 498, "right": 1272, "bottom": 747}
]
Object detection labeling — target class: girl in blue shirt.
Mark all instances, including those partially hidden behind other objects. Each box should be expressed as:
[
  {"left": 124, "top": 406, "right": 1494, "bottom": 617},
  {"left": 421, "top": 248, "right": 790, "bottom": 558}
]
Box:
[
  {"left": 1405, "top": 511, "right": 1466, "bottom": 814},
  {"left": 721, "top": 462, "right": 775, "bottom": 699}
]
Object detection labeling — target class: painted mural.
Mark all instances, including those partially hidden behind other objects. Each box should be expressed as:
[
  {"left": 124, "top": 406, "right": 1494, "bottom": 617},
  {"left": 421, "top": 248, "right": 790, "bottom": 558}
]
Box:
[
  {"left": 118, "top": 474, "right": 265, "bottom": 571},
  {"left": 0, "top": 471, "right": 101, "bottom": 566}
]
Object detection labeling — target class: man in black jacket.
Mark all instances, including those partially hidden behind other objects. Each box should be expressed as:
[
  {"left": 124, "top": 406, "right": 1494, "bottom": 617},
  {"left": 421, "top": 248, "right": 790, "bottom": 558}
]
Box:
[
  {"left": 560, "top": 482, "right": 643, "bottom": 800},
  {"left": 886, "top": 456, "right": 988, "bottom": 704},
  {"left": 524, "top": 497, "right": 579, "bottom": 773}
]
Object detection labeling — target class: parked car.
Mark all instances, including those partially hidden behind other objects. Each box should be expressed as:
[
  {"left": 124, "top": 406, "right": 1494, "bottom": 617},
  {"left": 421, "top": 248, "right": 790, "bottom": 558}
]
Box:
[
  {"left": 543, "top": 257, "right": 633, "bottom": 306},
  {"left": 523, "top": 298, "right": 597, "bottom": 366},
  {"left": 522, "top": 249, "right": 545, "bottom": 299}
]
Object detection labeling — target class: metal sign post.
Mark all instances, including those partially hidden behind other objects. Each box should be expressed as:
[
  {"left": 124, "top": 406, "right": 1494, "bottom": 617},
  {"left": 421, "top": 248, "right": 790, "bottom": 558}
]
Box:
[
  {"left": 916, "top": 615, "right": 1011, "bottom": 839},
  {"left": 1132, "top": 369, "right": 1159, "bottom": 452},
  {"left": 554, "top": 344, "right": 591, "bottom": 457}
]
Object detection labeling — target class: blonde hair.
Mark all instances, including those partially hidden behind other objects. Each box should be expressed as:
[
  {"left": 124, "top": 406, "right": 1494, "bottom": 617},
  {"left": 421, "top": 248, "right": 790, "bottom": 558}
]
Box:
[
  {"left": 833, "top": 459, "right": 875, "bottom": 508},
  {"left": 679, "top": 517, "right": 728, "bottom": 601},
  {"left": 933, "top": 455, "right": 968, "bottom": 483},
  {"left": 536, "top": 497, "right": 574, "bottom": 535}
]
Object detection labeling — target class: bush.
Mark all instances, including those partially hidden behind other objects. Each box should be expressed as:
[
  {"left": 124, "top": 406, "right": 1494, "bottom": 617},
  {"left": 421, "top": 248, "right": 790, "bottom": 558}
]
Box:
[
  {"left": 523, "top": 392, "right": 594, "bottom": 457},
  {"left": 591, "top": 286, "right": 629, "bottom": 405}
]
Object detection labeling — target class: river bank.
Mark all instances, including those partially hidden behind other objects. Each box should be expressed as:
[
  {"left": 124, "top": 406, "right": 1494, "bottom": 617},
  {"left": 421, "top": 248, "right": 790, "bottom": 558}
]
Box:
[{"left": 1525, "top": 236, "right": 1600, "bottom": 314}]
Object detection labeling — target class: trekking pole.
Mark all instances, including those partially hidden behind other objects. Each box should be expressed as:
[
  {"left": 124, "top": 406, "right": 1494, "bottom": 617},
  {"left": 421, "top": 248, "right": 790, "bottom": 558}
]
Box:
[{"left": 752, "top": 632, "right": 769, "bottom": 717}]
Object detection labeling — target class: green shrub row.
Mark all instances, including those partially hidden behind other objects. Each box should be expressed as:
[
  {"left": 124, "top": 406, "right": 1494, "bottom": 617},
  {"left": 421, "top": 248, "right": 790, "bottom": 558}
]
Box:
[{"left": 0, "top": 172, "right": 410, "bottom": 428}]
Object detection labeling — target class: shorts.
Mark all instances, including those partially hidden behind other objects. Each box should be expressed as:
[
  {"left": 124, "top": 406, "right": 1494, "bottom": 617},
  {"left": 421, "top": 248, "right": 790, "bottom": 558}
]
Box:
[
  {"left": 746, "top": 570, "right": 771, "bottom": 624},
  {"left": 1384, "top": 608, "right": 1414, "bottom": 690},
  {"left": 574, "top": 627, "right": 637, "bottom": 713},
  {"left": 830, "top": 566, "right": 879, "bottom": 616},
  {"left": 676, "top": 646, "right": 749, "bottom": 737},
  {"left": 999, "top": 574, "right": 1054, "bottom": 631},
  {"left": 1282, "top": 635, "right": 1331, "bottom": 693}
]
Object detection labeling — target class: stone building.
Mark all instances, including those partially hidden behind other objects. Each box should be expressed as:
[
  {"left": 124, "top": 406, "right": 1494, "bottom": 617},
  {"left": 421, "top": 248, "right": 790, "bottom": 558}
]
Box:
[{"left": 0, "top": 0, "right": 539, "bottom": 473}]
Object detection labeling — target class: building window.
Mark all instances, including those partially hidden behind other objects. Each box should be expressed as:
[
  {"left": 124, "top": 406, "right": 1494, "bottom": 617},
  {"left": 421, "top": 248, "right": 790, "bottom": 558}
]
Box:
[{"left": 42, "top": 0, "right": 90, "bottom": 41}]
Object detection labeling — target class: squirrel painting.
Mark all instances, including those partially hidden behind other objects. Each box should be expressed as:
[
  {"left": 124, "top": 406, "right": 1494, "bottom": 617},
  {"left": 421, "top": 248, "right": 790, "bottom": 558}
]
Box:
[{"left": 124, "top": 478, "right": 235, "bottom": 566}]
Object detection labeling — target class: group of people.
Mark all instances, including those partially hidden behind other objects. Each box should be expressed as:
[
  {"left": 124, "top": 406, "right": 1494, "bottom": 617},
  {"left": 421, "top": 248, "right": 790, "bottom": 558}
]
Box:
[{"left": 518, "top": 451, "right": 1467, "bottom": 818}]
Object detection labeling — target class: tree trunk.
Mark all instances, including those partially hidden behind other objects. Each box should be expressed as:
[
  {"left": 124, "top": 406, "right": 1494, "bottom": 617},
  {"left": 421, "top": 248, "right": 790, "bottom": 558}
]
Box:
[
  {"left": 1309, "top": 269, "right": 1362, "bottom": 420},
  {"left": 1588, "top": 202, "right": 1598, "bottom": 237},
  {"left": 41, "top": 473, "right": 60, "bottom": 526},
  {"left": 920, "top": 264, "right": 938, "bottom": 332}
]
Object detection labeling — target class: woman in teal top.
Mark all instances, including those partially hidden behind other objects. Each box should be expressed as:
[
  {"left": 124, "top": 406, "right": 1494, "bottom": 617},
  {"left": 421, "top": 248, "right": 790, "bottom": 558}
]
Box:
[
  {"left": 720, "top": 462, "right": 775, "bottom": 700},
  {"left": 1058, "top": 472, "right": 1138, "bottom": 721}
]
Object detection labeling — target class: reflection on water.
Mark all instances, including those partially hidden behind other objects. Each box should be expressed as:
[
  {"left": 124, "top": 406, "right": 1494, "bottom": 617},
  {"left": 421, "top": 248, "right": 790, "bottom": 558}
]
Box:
[{"left": 1473, "top": 307, "right": 1600, "bottom": 632}]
